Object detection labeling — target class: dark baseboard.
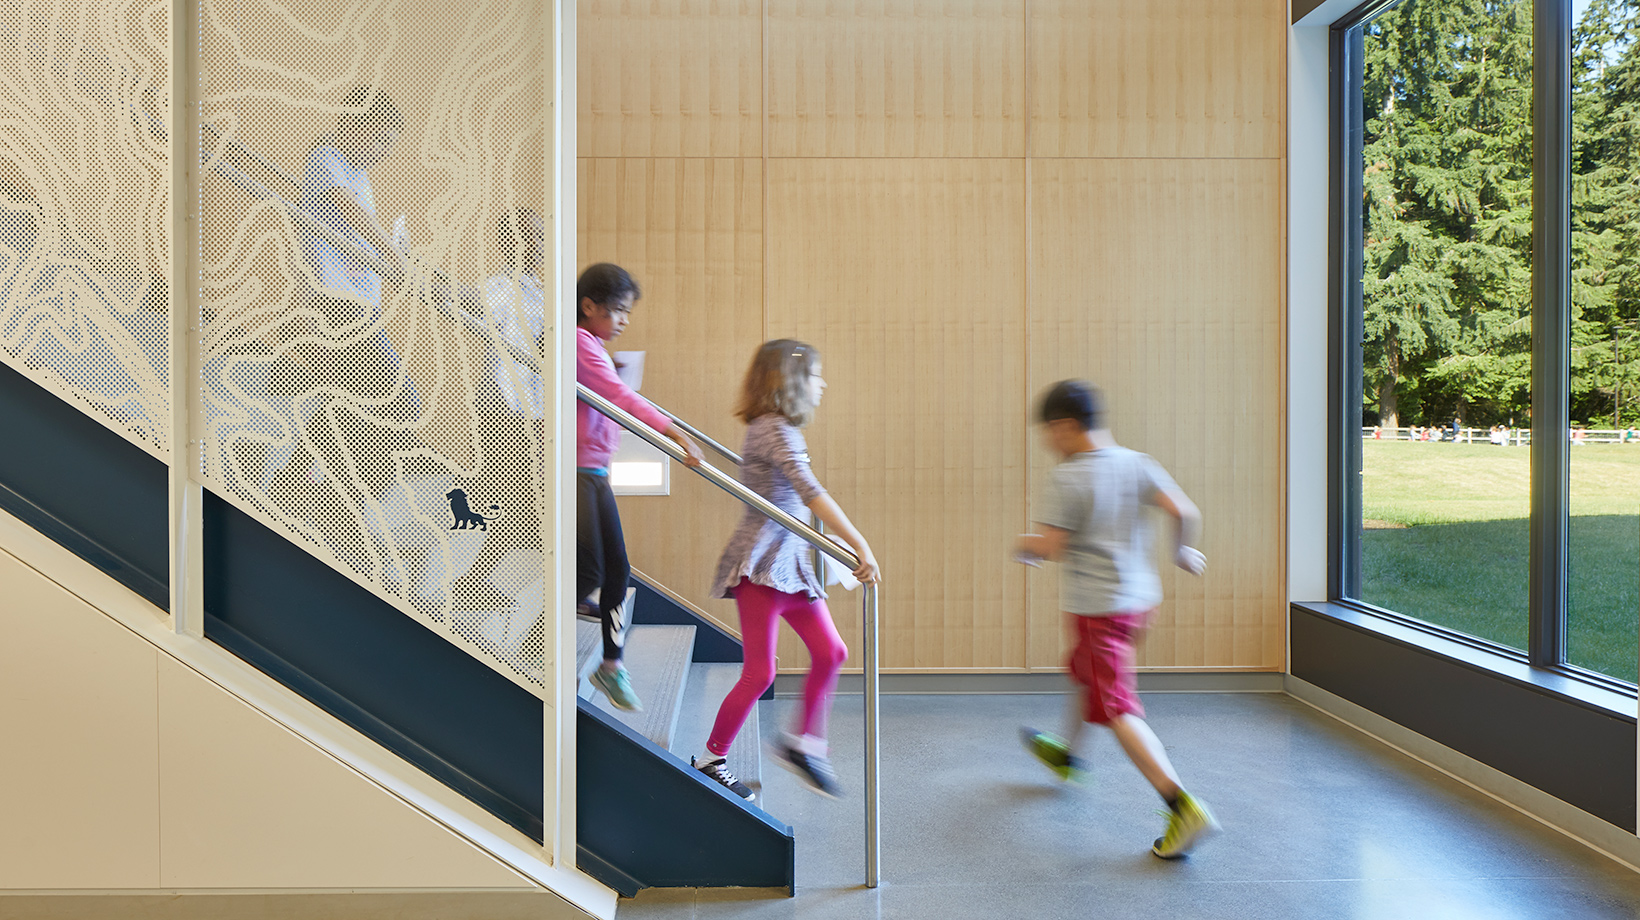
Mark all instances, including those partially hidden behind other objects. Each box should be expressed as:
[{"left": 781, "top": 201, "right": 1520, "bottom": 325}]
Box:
[{"left": 1291, "top": 602, "right": 1637, "bottom": 832}]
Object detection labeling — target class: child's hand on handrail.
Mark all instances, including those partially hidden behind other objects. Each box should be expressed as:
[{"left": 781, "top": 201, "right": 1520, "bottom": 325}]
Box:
[
  {"left": 667, "top": 427, "right": 705, "bottom": 467},
  {"left": 852, "top": 546, "right": 880, "bottom": 586}
]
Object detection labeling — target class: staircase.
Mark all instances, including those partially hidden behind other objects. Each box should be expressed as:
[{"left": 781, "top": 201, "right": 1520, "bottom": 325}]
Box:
[
  {"left": 0, "top": 357, "right": 797, "bottom": 902},
  {"left": 573, "top": 593, "right": 794, "bottom": 896},
  {"left": 577, "top": 620, "right": 763, "bottom": 804}
]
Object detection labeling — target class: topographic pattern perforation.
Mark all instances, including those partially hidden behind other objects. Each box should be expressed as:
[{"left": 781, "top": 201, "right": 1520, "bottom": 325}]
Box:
[
  {"left": 197, "top": 0, "right": 550, "bottom": 691},
  {"left": 0, "top": 1, "right": 173, "bottom": 458}
]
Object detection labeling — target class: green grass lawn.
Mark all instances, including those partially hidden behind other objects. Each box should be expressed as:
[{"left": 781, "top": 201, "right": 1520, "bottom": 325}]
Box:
[{"left": 1360, "top": 440, "right": 1640, "bottom": 682}]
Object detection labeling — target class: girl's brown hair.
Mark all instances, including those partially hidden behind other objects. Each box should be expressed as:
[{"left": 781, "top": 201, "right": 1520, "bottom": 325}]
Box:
[{"left": 736, "top": 339, "right": 820, "bottom": 427}]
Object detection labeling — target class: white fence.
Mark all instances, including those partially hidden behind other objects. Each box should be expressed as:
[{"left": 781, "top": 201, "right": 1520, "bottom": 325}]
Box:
[{"left": 1363, "top": 426, "right": 1640, "bottom": 445}]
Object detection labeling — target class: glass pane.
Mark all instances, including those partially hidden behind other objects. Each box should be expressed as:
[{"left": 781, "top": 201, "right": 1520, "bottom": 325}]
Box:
[
  {"left": 1355, "top": 0, "right": 1533, "bottom": 651},
  {"left": 1568, "top": 0, "right": 1640, "bottom": 683}
]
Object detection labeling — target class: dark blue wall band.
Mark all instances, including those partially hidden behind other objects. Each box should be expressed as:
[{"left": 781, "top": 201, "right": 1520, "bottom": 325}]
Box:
[{"left": 0, "top": 360, "right": 168, "bottom": 608}]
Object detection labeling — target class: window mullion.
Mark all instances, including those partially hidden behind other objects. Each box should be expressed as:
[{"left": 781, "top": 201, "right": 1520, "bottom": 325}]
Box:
[{"left": 1529, "top": 0, "right": 1572, "bottom": 668}]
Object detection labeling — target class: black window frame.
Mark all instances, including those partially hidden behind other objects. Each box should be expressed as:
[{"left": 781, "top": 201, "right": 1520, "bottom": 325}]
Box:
[{"left": 1326, "top": 0, "right": 1636, "bottom": 700}]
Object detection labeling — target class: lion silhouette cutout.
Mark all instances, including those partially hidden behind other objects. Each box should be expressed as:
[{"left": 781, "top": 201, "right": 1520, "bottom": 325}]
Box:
[{"left": 446, "top": 489, "right": 502, "bottom": 531}]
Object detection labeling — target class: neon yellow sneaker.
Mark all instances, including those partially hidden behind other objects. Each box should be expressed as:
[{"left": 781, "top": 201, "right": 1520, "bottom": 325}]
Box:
[
  {"left": 1019, "top": 727, "right": 1087, "bottom": 783},
  {"left": 1152, "top": 790, "right": 1219, "bottom": 859}
]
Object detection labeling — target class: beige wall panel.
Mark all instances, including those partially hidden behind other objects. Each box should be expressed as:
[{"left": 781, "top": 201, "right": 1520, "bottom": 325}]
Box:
[
  {"left": 156, "top": 656, "right": 533, "bottom": 889},
  {"left": 0, "top": 552, "right": 161, "bottom": 889},
  {"left": 1026, "top": 158, "right": 1282, "bottom": 670},
  {"left": 578, "top": 157, "right": 765, "bottom": 630},
  {"left": 767, "top": 158, "right": 1027, "bottom": 670},
  {"left": 767, "top": 0, "right": 1026, "bottom": 158},
  {"left": 580, "top": 0, "right": 763, "bottom": 158},
  {"left": 1028, "top": 0, "right": 1284, "bottom": 159}
]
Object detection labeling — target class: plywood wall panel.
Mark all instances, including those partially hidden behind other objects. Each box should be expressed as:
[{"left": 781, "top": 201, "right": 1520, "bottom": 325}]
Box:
[
  {"left": 767, "top": 0, "right": 1026, "bottom": 158},
  {"left": 1026, "top": 158, "right": 1283, "bottom": 670},
  {"left": 578, "top": 157, "right": 765, "bottom": 629},
  {"left": 1029, "top": 0, "right": 1284, "bottom": 159},
  {"left": 579, "top": 0, "right": 1287, "bottom": 673},
  {"left": 580, "top": 0, "right": 764, "bottom": 158},
  {"left": 766, "top": 158, "right": 1027, "bottom": 670}
]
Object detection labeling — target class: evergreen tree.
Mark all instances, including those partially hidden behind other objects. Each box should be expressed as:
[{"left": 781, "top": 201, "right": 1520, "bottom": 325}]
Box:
[
  {"left": 1362, "top": 0, "right": 1534, "bottom": 428},
  {"left": 1574, "top": 0, "right": 1640, "bottom": 425}
]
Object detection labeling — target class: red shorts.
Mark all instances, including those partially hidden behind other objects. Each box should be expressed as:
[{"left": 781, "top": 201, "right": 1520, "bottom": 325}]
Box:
[{"left": 1067, "top": 611, "right": 1150, "bottom": 725}]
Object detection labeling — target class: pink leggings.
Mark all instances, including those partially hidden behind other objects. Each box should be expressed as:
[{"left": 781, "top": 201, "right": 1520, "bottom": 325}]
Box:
[{"left": 706, "top": 579, "right": 848, "bottom": 757}]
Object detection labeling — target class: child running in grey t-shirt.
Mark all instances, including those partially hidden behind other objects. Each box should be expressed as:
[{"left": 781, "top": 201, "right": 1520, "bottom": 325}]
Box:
[{"left": 1015, "top": 380, "right": 1219, "bottom": 859}]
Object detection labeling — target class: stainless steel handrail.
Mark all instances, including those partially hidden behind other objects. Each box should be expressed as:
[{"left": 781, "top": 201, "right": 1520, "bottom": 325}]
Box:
[
  {"left": 577, "top": 383, "right": 883, "bottom": 889},
  {"left": 578, "top": 386, "right": 852, "bottom": 567},
  {"left": 650, "top": 404, "right": 742, "bottom": 466}
]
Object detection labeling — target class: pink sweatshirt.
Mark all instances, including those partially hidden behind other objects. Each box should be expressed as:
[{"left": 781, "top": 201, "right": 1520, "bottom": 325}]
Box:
[{"left": 577, "top": 326, "right": 672, "bottom": 470}]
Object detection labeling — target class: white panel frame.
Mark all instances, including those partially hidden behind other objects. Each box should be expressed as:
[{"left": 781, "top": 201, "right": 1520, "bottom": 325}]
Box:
[
  {"left": 1287, "top": 4, "right": 1339, "bottom": 607},
  {"left": 547, "top": 0, "right": 578, "bottom": 868},
  {"left": 170, "top": 0, "right": 203, "bottom": 637}
]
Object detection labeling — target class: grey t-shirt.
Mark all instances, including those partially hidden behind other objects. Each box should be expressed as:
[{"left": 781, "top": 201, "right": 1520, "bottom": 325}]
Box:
[{"left": 1037, "top": 446, "right": 1178, "bottom": 615}]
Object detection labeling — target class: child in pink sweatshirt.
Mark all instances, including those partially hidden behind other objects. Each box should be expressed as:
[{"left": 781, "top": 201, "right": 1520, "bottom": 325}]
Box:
[{"left": 576, "top": 264, "right": 702, "bottom": 710}]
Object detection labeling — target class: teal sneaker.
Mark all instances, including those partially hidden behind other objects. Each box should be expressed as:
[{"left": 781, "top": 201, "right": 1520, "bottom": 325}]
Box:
[
  {"left": 1019, "top": 727, "right": 1086, "bottom": 782},
  {"left": 590, "top": 666, "right": 644, "bottom": 712},
  {"left": 1151, "top": 790, "right": 1219, "bottom": 859}
]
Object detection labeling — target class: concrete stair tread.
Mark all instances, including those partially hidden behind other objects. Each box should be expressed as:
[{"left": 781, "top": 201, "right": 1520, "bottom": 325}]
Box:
[
  {"left": 580, "top": 624, "right": 696, "bottom": 752},
  {"left": 674, "top": 662, "right": 763, "bottom": 802}
]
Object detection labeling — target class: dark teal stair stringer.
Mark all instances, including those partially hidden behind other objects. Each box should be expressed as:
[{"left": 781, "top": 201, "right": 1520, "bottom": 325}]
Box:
[{"left": 577, "top": 700, "right": 795, "bottom": 895}]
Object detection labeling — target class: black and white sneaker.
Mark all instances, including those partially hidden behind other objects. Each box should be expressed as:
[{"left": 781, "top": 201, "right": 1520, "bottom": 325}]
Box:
[
  {"left": 609, "top": 587, "right": 635, "bottom": 650},
  {"left": 772, "top": 743, "right": 842, "bottom": 799},
  {"left": 693, "top": 756, "right": 755, "bottom": 801}
]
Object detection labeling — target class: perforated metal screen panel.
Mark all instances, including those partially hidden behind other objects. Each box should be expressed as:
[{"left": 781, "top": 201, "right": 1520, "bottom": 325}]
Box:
[
  {"left": 197, "top": 0, "right": 551, "bottom": 691},
  {"left": 0, "top": 2, "right": 173, "bottom": 459}
]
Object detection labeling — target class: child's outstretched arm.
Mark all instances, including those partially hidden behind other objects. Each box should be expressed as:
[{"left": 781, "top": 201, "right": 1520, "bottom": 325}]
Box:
[
  {"left": 1016, "top": 526, "right": 1069, "bottom": 564},
  {"left": 807, "top": 494, "right": 880, "bottom": 584},
  {"left": 1153, "top": 487, "right": 1206, "bottom": 575}
]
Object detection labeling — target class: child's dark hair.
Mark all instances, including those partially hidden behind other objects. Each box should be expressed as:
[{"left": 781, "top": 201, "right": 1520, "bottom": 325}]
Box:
[
  {"left": 1039, "top": 380, "right": 1104, "bottom": 431},
  {"left": 576, "top": 263, "right": 641, "bottom": 324},
  {"left": 338, "top": 86, "right": 405, "bottom": 133}
]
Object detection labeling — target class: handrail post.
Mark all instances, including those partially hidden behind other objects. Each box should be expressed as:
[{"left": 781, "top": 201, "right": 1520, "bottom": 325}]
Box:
[{"left": 863, "top": 583, "right": 881, "bottom": 889}]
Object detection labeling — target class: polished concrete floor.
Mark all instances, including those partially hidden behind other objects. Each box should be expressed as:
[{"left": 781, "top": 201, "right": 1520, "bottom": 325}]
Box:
[{"left": 632, "top": 690, "right": 1640, "bottom": 920}]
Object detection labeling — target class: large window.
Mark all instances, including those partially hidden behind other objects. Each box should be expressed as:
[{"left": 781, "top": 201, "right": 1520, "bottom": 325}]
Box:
[
  {"left": 1569, "top": 0, "right": 1640, "bottom": 682},
  {"left": 1349, "top": 0, "right": 1535, "bottom": 653},
  {"left": 1337, "top": 0, "right": 1639, "bottom": 686}
]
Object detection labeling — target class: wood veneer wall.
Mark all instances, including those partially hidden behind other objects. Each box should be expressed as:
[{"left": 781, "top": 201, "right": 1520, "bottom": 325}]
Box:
[{"left": 579, "top": 0, "right": 1286, "bottom": 672}]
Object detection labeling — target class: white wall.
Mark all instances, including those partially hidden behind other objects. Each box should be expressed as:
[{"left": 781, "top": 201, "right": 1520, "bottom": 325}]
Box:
[
  {"left": 1288, "top": 1, "right": 1356, "bottom": 604},
  {"left": 0, "top": 548, "right": 541, "bottom": 891}
]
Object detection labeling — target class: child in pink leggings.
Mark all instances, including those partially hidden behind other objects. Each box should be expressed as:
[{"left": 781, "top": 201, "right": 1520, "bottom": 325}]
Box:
[{"left": 694, "top": 340, "right": 879, "bottom": 800}]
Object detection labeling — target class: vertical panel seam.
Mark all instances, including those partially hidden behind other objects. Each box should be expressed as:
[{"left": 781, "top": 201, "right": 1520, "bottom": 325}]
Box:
[
  {"left": 762, "top": 0, "right": 771, "bottom": 342},
  {"left": 1022, "top": 0, "right": 1033, "bottom": 669}
]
